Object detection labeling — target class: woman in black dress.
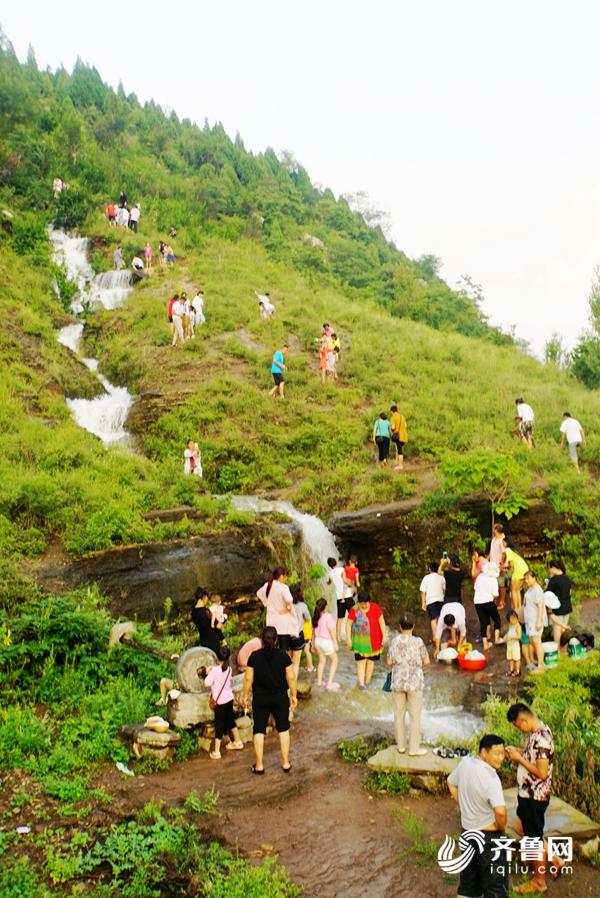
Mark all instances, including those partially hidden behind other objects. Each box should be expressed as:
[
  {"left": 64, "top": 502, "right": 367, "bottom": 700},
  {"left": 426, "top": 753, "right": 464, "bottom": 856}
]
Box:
[{"left": 191, "top": 587, "right": 223, "bottom": 655}]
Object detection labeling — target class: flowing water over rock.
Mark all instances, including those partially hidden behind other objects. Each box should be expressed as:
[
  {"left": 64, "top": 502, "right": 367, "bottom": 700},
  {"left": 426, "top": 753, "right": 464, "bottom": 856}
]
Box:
[{"left": 51, "top": 229, "right": 134, "bottom": 444}]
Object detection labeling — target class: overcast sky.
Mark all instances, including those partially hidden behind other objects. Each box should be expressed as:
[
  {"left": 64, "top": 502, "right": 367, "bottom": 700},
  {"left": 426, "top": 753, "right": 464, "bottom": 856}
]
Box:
[{"left": 3, "top": 0, "right": 599, "bottom": 355}]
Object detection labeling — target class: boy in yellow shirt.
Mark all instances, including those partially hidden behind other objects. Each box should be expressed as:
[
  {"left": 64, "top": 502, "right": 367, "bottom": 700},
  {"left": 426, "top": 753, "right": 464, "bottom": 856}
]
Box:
[{"left": 389, "top": 404, "right": 408, "bottom": 471}]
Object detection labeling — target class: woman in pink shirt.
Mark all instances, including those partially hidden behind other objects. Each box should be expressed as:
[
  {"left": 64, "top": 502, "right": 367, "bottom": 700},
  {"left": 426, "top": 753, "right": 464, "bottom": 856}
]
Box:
[
  {"left": 256, "top": 567, "right": 299, "bottom": 653},
  {"left": 312, "top": 598, "right": 340, "bottom": 691},
  {"left": 204, "top": 646, "right": 244, "bottom": 759}
]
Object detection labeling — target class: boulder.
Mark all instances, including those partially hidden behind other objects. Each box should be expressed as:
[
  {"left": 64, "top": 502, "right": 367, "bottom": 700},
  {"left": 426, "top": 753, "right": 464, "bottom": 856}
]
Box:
[
  {"left": 367, "top": 745, "right": 459, "bottom": 791},
  {"left": 167, "top": 679, "right": 246, "bottom": 729},
  {"left": 504, "top": 787, "right": 600, "bottom": 841},
  {"left": 120, "top": 723, "right": 181, "bottom": 760}
]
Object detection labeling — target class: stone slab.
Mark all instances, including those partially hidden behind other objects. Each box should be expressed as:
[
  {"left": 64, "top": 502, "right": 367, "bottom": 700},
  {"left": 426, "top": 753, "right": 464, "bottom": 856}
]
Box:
[
  {"left": 367, "top": 745, "right": 459, "bottom": 776},
  {"left": 504, "top": 788, "right": 600, "bottom": 841}
]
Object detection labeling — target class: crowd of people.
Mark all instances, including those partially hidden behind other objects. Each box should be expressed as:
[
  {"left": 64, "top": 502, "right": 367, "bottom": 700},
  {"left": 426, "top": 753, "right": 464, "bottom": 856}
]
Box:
[
  {"left": 420, "top": 523, "right": 574, "bottom": 675},
  {"left": 168, "top": 289, "right": 206, "bottom": 348}
]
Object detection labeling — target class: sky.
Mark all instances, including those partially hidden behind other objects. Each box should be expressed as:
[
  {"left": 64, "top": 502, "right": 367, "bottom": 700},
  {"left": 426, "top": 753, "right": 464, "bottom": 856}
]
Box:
[{"left": 3, "top": 0, "right": 600, "bottom": 355}]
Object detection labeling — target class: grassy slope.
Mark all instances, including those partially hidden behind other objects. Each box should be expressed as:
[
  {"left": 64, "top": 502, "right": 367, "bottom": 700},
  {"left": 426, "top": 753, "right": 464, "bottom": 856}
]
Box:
[{"left": 85, "top": 213, "right": 600, "bottom": 519}]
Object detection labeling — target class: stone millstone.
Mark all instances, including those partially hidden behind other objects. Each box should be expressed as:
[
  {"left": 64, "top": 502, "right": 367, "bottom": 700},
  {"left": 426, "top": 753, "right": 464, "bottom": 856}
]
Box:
[
  {"left": 504, "top": 788, "right": 600, "bottom": 841},
  {"left": 176, "top": 646, "right": 218, "bottom": 692},
  {"left": 168, "top": 674, "right": 246, "bottom": 728}
]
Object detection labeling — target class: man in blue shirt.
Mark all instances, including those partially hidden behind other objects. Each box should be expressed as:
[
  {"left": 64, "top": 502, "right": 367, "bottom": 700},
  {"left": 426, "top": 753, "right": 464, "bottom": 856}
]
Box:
[{"left": 269, "top": 343, "right": 288, "bottom": 398}]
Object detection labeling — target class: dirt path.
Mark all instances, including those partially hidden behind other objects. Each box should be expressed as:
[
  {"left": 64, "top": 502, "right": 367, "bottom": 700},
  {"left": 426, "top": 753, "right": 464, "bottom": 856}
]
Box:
[{"left": 101, "top": 708, "right": 599, "bottom": 898}]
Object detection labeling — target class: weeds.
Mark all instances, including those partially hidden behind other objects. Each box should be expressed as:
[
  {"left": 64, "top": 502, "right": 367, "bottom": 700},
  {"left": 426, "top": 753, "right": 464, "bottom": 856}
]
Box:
[{"left": 395, "top": 810, "right": 440, "bottom": 865}]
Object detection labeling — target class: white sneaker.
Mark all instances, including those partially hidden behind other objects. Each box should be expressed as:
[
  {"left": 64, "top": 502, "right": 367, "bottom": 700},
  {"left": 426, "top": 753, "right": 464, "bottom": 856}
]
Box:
[{"left": 209, "top": 751, "right": 221, "bottom": 760}]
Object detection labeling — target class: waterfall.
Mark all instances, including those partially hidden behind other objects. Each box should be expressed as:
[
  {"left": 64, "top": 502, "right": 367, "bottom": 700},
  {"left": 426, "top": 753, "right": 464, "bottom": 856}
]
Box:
[
  {"left": 50, "top": 229, "right": 134, "bottom": 445},
  {"left": 230, "top": 496, "right": 340, "bottom": 568}
]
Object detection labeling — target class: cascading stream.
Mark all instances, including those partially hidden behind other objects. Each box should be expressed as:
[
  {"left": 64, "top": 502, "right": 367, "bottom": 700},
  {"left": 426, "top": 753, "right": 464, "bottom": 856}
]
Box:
[
  {"left": 51, "top": 229, "right": 134, "bottom": 445},
  {"left": 231, "top": 495, "right": 483, "bottom": 741}
]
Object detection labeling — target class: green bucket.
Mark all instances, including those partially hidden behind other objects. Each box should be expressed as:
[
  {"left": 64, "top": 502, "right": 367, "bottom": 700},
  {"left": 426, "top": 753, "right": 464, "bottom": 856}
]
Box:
[
  {"left": 542, "top": 641, "right": 558, "bottom": 667},
  {"left": 568, "top": 641, "right": 585, "bottom": 658}
]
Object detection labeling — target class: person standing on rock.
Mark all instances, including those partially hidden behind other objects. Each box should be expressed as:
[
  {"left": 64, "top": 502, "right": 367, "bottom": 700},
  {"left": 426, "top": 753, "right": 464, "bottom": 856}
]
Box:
[
  {"left": 346, "top": 589, "right": 387, "bottom": 690},
  {"left": 113, "top": 246, "right": 124, "bottom": 270},
  {"left": 502, "top": 538, "right": 528, "bottom": 611},
  {"left": 387, "top": 611, "right": 429, "bottom": 755},
  {"left": 243, "top": 625, "right": 297, "bottom": 774},
  {"left": 312, "top": 598, "right": 340, "bottom": 691},
  {"left": 327, "top": 557, "right": 353, "bottom": 642},
  {"left": 420, "top": 561, "right": 446, "bottom": 643},
  {"left": 505, "top": 703, "right": 561, "bottom": 895},
  {"left": 447, "top": 734, "right": 509, "bottom": 898},
  {"left": 522, "top": 570, "right": 547, "bottom": 674},
  {"left": 546, "top": 559, "right": 572, "bottom": 650},
  {"left": 440, "top": 554, "right": 464, "bottom": 604},
  {"left": 256, "top": 567, "right": 298, "bottom": 653},
  {"left": 269, "top": 344, "right": 288, "bottom": 399},
  {"left": 191, "top": 587, "right": 223, "bottom": 655},
  {"left": 560, "top": 412, "right": 585, "bottom": 471},
  {"left": 489, "top": 523, "right": 509, "bottom": 610},
  {"left": 473, "top": 561, "right": 504, "bottom": 651},
  {"left": 389, "top": 403, "right": 408, "bottom": 471},
  {"left": 205, "top": 645, "right": 244, "bottom": 760}
]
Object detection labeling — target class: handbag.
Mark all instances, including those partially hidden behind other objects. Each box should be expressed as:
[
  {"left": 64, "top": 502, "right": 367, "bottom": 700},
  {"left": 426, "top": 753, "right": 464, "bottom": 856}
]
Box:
[
  {"left": 382, "top": 671, "right": 392, "bottom": 693},
  {"left": 209, "top": 668, "right": 231, "bottom": 710}
]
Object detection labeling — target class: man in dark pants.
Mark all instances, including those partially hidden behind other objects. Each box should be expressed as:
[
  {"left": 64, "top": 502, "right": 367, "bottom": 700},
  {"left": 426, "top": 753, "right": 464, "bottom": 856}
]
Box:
[
  {"left": 447, "top": 734, "right": 508, "bottom": 898},
  {"left": 505, "top": 703, "right": 557, "bottom": 894}
]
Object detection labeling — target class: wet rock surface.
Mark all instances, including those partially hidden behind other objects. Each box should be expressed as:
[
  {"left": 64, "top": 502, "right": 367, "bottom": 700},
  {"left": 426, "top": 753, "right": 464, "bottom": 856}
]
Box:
[{"left": 35, "top": 521, "right": 301, "bottom": 619}]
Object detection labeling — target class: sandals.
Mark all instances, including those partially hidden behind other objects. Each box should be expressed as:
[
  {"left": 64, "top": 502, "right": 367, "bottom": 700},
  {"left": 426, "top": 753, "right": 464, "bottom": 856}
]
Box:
[
  {"left": 251, "top": 764, "right": 265, "bottom": 775},
  {"left": 282, "top": 764, "right": 292, "bottom": 773},
  {"left": 225, "top": 741, "right": 244, "bottom": 751}
]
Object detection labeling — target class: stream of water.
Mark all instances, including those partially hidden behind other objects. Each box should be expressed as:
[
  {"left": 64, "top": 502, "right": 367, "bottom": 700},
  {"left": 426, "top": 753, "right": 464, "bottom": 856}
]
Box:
[
  {"left": 50, "top": 229, "right": 134, "bottom": 444},
  {"left": 232, "top": 496, "right": 482, "bottom": 741}
]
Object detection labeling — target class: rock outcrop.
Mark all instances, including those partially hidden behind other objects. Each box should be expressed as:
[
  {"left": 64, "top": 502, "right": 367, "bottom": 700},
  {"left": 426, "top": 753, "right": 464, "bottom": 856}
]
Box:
[{"left": 36, "top": 521, "right": 301, "bottom": 620}]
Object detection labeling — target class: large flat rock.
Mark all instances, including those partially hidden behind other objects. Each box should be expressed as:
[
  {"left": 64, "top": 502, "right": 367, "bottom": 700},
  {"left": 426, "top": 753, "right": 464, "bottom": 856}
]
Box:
[
  {"left": 504, "top": 788, "right": 600, "bottom": 841},
  {"left": 367, "top": 745, "right": 459, "bottom": 776}
]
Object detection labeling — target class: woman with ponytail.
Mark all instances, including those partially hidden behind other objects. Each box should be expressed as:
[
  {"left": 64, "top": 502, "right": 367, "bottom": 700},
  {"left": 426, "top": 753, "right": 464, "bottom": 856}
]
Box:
[
  {"left": 204, "top": 645, "right": 244, "bottom": 760},
  {"left": 242, "top": 626, "right": 298, "bottom": 774},
  {"left": 256, "top": 567, "right": 299, "bottom": 653}
]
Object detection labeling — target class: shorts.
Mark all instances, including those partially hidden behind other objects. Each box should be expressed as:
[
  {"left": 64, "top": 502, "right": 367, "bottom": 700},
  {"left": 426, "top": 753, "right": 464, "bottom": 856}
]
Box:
[
  {"left": 520, "top": 632, "right": 529, "bottom": 645},
  {"left": 497, "top": 574, "right": 510, "bottom": 589},
  {"left": 517, "top": 795, "right": 549, "bottom": 839},
  {"left": 289, "top": 634, "right": 305, "bottom": 651},
  {"left": 426, "top": 601, "right": 444, "bottom": 621},
  {"left": 525, "top": 618, "right": 543, "bottom": 638},
  {"left": 108, "top": 215, "right": 116, "bottom": 222},
  {"left": 252, "top": 694, "right": 290, "bottom": 734},
  {"left": 337, "top": 597, "right": 354, "bottom": 618},
  {"left": 277, "top": 634, "right": 292, "bottom": 653},
  {"left": 520, "top": 420, "right": 533, "bottom": 438},
  {"left": 272, "top": 372, "right": 284, "bottom": 386},
  {"left": 354, "top": 652, "right": 380, "bottom": 662},
  {"left": 214, "top": 699, "right": 236, "bottom": 739},
  {"left": 391, "top": 434, "right": 405, "bottom": 455},
  {"left": 553, "top": 613, "right": 570, "bottom": 628},
  {"left": 568, "top": 441, "right": 581, "bottom": 461},
  {"left": 506, "top": 640, "right": 521, "bottom": 661},
  {"left": 315, "top": 636, "right": 336, "bottom": 656},
  {"left": 458, "top": 830, "right": 509, "bottom": 898}
]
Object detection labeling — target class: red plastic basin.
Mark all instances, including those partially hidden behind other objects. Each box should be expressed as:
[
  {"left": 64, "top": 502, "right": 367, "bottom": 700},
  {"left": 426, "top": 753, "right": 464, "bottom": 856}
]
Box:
[{"left": 458, "top": 654, "right": 487, "bottom": 671}]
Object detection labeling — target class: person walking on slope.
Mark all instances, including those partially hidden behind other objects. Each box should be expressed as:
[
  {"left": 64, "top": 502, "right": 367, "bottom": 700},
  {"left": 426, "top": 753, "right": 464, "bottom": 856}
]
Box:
[
  {"left": 269, "top": 343, "right": 288, "bottom": 398},
  {"left": 515, "top": 397, "right": 535, "bottom": 449},
  {"left": 373, "top": 413, "right": 391, "bottom": 465},
  {"left": 144, "top": 242, "right": 152, "bottom": 269},
  {"left": 389, "top": 403, "right": 408, "bottom": 471},
  {"left": 171, "top": 295, "right": 185, "bottom": 348},
  {"left": 560, "top": 412, "right": 585, "bottom": 471}
]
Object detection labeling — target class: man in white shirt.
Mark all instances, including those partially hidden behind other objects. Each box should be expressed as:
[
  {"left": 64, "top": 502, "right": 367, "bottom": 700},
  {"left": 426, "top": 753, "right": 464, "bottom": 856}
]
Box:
[
  {"left": 560, "top": 412, "right": 585, "bottom": 472},
  {"left": 171, "top": 297, "right": 185, "bottom": 348},
  {"left": 192, "top": 290, "right": 206, "bottom": 325},
  {"left": 447, "top": 734, "right": 508, "bottom": 898},
  {"left": 128, "top": 203, "right": 141, "bottom": 232},
  {"left": 515, "top": 397, "right": 534, "bottom": 449},
  {"left": 327, "top": 557, "right": 354, "bottom": 639},
  {"left": 420, "top": 561, "right": 446, "bottom": 641},
  {"left": 434, "top": 602, "right": 466, "bottom": 656}
]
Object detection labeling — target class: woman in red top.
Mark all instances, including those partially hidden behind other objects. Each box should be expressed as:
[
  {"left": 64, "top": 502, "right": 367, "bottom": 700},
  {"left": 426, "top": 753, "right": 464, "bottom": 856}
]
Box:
[{"left": 346, "top": 589, "right": 387, "bottom": 690}]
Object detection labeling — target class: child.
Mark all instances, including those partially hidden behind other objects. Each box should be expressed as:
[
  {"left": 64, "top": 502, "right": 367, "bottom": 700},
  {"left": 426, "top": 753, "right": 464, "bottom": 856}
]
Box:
[
  {"left": 312, "top": 598, "right": 340, "bottom": 691},
  {"left": 343, "top": 556, "right": 360, "bottom": 598},
  {"left": 183, "top": 440, "right": 202, "bottom": 477},
  {"left": 291, "top": 584, "right": 314, "bottom": 675},
  {"left": 210, "top": 594, "right": 227, "bottom": 630},
  {"left": 505, "top": 610, "right": 522, "bottom": 677},
  {"left": 204, "top": 646, "right": 244, "bottom": 759}
]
